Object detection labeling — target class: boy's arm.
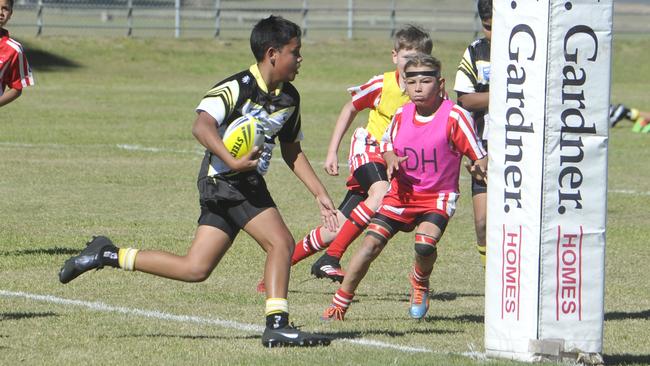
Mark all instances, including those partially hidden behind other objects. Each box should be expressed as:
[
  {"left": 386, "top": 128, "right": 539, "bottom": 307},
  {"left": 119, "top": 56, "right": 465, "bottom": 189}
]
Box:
[
  {"left": 192, "top": 111, "right": 259, "bottom": 172},
  {"left": 0, "top": 88, "right": 22, "bottom": 107},
  {"left": 281, "top": 141, "right": 339, "bottom": 232},
  {"left": 454, "top": 46, "right": 489, "bottom": 112},
  {"left": 379, "top": 114, "right": 406, "bottom": 181},
  {"left": 324, "top": 100, "right": 359, "bottom": 176},
  {"left": 449, "top": 107, "right": 488, "bottom": 182},
  {"left": 457, "top": 92, "right": 489, "bottom": 112}
]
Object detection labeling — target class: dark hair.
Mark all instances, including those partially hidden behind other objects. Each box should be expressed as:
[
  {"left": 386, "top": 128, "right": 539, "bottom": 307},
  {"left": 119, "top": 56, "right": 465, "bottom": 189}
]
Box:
[
  {"left": 478, "top": 0, "right": 493, "bottom": 21},
  {"left": 393, "top": 24, "right": 433, "bottom": 54},
  {"left": 6, "top": 0, "right": 14, "bottom": 9},
  {"left": 404, "top": 53, "right": 442, "bottom": 74},
  {"left": 250, "top": 15, "right": 301, "bottom": 62}
]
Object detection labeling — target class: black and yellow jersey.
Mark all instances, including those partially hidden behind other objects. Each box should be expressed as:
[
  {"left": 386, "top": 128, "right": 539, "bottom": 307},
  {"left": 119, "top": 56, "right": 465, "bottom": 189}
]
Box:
[
  {"left": 195, "top": 64, "right": 303, "bottom": 177},
  {"left": 454, "top": 37, "right": 491, "bottom": 140}
]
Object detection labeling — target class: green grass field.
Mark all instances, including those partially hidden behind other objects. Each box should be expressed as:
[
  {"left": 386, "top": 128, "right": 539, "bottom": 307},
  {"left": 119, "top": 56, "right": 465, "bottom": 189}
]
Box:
[{"left": 1, "top": 35, "right": 649, "bottom": 365}]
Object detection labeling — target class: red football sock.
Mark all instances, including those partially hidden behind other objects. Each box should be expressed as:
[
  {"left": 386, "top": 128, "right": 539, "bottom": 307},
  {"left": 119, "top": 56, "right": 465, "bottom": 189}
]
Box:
[
  {"left": 332, "top": 288, "right": 354, "bottom": 310},
  {"left": 291, "top": 226, "right": 326, "bottom": 265},
  {"left": 326, "top": 202, "right": 373, "bottom": 259},
  {"left": 411, "top": 263, "right": 432, "bottom": 286}
]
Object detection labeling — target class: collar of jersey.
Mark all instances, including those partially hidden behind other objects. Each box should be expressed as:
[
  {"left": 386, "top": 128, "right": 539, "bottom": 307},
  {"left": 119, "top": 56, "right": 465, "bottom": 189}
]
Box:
[
  {"left": 249, "top": 64, "right": 282, "bottom": 96},
  {"left": 0, "top": 29, "right": 9, "bottom": 38}
]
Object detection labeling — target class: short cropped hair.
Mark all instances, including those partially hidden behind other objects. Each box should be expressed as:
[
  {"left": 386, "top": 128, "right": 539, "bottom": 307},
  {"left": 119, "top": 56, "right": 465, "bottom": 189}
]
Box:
[
  {"left": 250, "top": 15, "right": 302, "bottom": 62},
  {"left": 6, "top": 0, "right": 14, "bottom": 9},
  {"left": 478, "top": 0, "right": 493, "bottom": 21},
  {"left": 393, "top": 25, "right": 433, "bottom": 54},
  {"left": 404, "top": 53, "right": 442, "bottom": 74}
]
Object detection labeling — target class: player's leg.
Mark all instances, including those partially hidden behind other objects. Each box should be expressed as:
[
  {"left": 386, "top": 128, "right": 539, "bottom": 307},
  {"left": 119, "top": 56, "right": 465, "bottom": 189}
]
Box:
[
  {"left": 244, "top": 207, "right": 331, "bottom": 347},
  {"left": 290, "top": 209, "right": 348, "bottom": 265},
  {"left": 59, "top": 204, "right": 237, "bottom": 284},
  {"left": 473, "top": 192, "right": 487, "bottom": 266},
  {"left": 408, "top": 212, "right": 447, "bottom": 320},
  {"left": 131, "top": 226, "right": 231, "bottom": 281},
  {"left": 322, "top": 213, "right": 401, "bottom": 320},
  {"left": 472, "top": 172, "right": 488, "bottom": 267},
  {"left": 257, "top": 200, "right": 350, "bottom": 293},
  {"left": 609, "top": 103, "right": 630, "bottom": 127},
  {"left": 312, "top": 162, "right": 389, "bottom": 282}
]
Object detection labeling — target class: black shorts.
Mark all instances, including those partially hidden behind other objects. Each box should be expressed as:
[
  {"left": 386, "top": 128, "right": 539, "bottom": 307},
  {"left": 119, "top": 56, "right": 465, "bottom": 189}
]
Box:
[
  {"left": 338, "top": 190, "right": 367, "bottom": 219},
  {"left": 353, "top": 161, "right": 388, "bottom": 193},
  {"left": 372, "top": 212, "right": 449, "bottom": 238},
  {"left": 197, "top": 172, "right": 276, "bottom": 240},
  {"left": 337, "top": 162, "right": 387, "bottom": 219},
  {"left": 471, "top": 140, "right": 488, "bottom": 196}
]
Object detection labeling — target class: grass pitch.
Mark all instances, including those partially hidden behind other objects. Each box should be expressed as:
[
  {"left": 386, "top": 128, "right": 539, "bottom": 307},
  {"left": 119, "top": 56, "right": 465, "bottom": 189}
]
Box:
[{"left": 1, "top": 35, "right": 649, "bottom": 365}]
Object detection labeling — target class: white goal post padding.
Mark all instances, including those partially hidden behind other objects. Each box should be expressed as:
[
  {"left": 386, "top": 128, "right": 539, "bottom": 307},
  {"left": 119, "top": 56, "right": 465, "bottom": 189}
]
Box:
[{"left": 485, "top": 0, "right": 612, "bottom": 361}]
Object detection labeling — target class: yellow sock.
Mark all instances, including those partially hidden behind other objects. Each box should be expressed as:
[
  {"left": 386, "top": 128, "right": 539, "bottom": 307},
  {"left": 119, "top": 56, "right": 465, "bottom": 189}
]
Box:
[
  {"left": 477, "top": 245, "right": 486, "bottom": 268},
  {"left": 265, "top": 298, "right": 289, "bottom": 316},
  {"left": 118, "top": 248, "right": 139, "bottom": 271},
  {"left": 629, "top": 108, "right": 640, "bottom": 120}
]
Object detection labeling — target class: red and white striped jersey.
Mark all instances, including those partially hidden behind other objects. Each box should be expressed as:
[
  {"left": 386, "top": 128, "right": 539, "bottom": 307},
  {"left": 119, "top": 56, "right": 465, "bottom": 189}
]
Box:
[
  {"left": 382, "top": 102, "right": 486, "bottom": 162},
  {"left": 0, "top": 29, "right": 34, "bottom": 95},
  {"left": 348, "top": 70, "right": 409, "bottom": 141}
]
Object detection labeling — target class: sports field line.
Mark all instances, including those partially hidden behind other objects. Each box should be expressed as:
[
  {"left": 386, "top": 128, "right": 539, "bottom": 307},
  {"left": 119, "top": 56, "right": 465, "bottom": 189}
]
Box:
[{"left": 0, "top": 289, "right": 449, "bottom": 355}]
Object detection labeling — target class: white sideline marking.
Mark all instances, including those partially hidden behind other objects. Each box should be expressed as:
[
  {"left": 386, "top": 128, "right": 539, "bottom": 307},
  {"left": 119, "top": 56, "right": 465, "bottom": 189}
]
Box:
[
  {"left": 609, "top": 189, "right": 650, "bottom": 196},
  {"left": 0, "top": 290, "right": 434, "bottom": 354},
  {"left": 117, "top": 144, "right": 203, "bottom": 155}
]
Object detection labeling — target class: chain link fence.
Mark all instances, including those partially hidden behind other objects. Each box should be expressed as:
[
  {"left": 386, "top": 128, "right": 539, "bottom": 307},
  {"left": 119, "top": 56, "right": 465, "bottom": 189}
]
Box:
[{"left": 9, "top": 0, "right": 650, "bottom": 39}]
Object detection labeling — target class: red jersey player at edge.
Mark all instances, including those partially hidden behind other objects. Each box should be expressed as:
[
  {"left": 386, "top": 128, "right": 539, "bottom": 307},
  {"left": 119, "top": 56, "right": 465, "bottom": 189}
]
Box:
[
  {"left": 0, "top": 0, "right": 34, "bottom": 107},
  {"left": 58, "top": 16, "right": 337, "bottom": 348},
  {"left": 322, "top": 53, "right": 487, "bottom": 321}
]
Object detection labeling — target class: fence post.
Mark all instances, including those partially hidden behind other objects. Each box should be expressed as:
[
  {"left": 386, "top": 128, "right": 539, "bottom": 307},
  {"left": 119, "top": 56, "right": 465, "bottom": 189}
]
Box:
[
  {"left": 214, "top": 0, "right": 221, "bottom": 37},
  {"left": 390, "top": 0, "right": 396, "bottom": 38},
  {"left": 302, "top": 0, "right": 308, "bottom": 38},
  {"left": 473, "top": 0, "right": 480, "bottom": 39},
  {"left": 127, "top": 0, "right": 133, "bottom": 37},
  {"left": 175, "top": 0, "right": 181, "bottom": 38},
  {"left": 36, "top": 0, "right": 43, "bottom": 36},
  {"left": 347, "top": 0, "right": 353, "bottom": 39}
]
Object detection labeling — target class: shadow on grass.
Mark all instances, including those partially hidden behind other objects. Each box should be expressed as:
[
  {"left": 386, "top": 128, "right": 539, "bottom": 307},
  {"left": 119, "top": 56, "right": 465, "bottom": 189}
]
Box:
[
  {"left": 17, "top": 40, "right": 81, "bottom": 71},
  {"left": 605, "top": 309, "right": 650, "bottom": 321},
  {"left": 289, "top": 288, "right": 482, "bottom": 303},
  {"left": 321, "top": 328, "right": 460, "bottom": 340},
  {"left": 424, "top": 314, "right": 484, "bottom": 324},
  {"left": 0, "top": 312, "right": 58, "bottom": 321},
  {"left": 603, "top": 354, "right": 650, "bottom": 365},
  {"left": 0, "top": 247, "right": 79, "bottom": 257},
  {"left": 116, "top": 333, "right": 260, "bottom": 341}
]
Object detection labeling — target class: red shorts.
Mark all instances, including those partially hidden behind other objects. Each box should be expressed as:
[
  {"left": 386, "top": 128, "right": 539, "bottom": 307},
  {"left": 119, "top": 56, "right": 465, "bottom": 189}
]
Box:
[{"left": 376, "top": 180, "right": 458, "bottom": 226}]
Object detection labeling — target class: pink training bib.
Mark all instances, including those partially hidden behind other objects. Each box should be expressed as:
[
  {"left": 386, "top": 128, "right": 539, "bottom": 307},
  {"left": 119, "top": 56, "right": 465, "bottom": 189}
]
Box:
[{"left": 393, "top": 100, "right": 462, "bottom": 193}]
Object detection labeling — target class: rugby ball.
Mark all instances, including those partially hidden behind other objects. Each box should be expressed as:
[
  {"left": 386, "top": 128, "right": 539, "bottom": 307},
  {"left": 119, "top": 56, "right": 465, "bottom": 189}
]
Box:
[{"left": 222, "top": 114, "right": 265, "bottom": 159}]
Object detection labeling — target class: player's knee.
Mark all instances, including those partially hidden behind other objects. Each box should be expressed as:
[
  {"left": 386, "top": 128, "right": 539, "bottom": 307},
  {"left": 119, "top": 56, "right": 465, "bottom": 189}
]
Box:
[
  {"left": 414, "top": 243, "right": 436, "bottom": 257},
  {"left": 358, "top": 238, "right": 383, "bottom": 260},
  {"left": 475, "top": 216, "right": 487, "bottom": 233},
  {"left": 366, "top": 220, "right": 393, "bottom": 246},
  {"left": 414, "top": 233, "right": 438, "bottom": 257},
  {"left": 184, "top": 263, "right": 213, "bottom": 282},
  {"left": 365, "top": 181, "right": 390, "bottom": 210},
  {"left": 264, "top": 233, "right": 294, "bottom": 253}
]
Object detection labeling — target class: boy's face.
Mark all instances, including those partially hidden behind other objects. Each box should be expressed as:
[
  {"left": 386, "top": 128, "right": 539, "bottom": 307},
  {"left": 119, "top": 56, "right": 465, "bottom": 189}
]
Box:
[
  {"left": 482, "top": 18, "right": 492, "bottom": 41},
  {"left": 270, "top": 37, "right": 302, "bottom": 82},
  {"left": 0, "top": 0, "right": 13, "bottom": 28},
  {"left": 392, "top": 48, "right": 419, "bottom": 76},
  {"left": 404, "top": 66, "right": 445, "bottom": 109}
]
